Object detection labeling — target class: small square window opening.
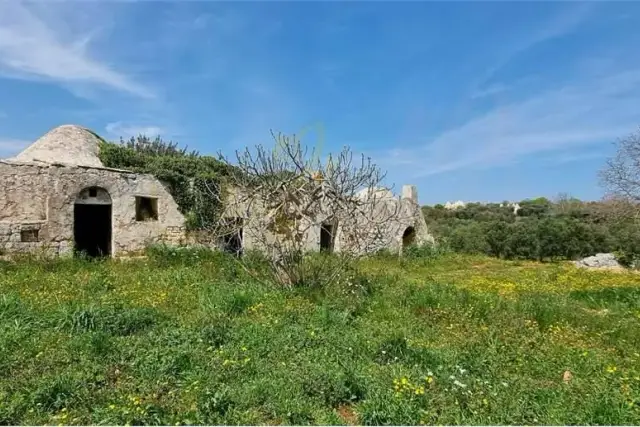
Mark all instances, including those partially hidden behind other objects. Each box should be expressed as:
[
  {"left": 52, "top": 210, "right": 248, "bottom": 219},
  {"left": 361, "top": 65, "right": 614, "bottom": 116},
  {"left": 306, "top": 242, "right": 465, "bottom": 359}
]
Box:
[
  {"left": 135, "top": 196, "right": 159, "bottom": 221},
  {"left": 89, "top": 188, "right": 97, "bottom": 198},
  {"left": 21, "top": 229, "right": 39, "bottom": 242}
]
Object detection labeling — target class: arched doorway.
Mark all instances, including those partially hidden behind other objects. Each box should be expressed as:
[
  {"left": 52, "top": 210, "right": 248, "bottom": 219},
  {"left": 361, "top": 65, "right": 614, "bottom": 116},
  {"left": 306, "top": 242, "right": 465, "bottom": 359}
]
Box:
[
  {"left": 402, "top": 226, "right": 416, "bottom": 249},
  {"left": 74, "top": 186, "right": 112, "bottom": 257}
]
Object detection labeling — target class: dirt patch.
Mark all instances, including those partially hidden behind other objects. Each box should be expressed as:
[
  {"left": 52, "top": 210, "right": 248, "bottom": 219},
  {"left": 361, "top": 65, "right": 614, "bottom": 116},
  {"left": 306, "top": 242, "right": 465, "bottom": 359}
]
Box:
[{"left": 337, "top": 404, "right": 358, "bottom": 425}]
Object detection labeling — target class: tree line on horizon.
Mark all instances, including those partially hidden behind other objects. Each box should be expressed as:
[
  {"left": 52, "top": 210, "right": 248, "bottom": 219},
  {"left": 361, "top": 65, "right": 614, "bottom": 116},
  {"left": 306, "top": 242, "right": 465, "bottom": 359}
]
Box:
[
  {"left": 421, "top": 128, "right": 640, "bottom": 265},
  {"left": 421, "top": 196, "right": 640, "bottom": 265}
]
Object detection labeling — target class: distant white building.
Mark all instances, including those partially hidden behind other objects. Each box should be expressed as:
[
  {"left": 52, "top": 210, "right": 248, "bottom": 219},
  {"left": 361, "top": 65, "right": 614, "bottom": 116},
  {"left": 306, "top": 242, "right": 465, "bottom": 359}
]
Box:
[
  {"left": 443, "top": 200, "right": 467, "bottom": 210},
  {"left": 500, "top": 202, "right": 521, "bottom": 215},
  {"left": 442, "top": 200, "right": 521, "bottom": 215}
]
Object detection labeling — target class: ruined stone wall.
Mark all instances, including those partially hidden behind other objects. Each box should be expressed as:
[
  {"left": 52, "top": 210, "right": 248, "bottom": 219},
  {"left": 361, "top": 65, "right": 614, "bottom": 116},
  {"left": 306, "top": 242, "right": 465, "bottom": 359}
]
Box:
[
  {"left": 222, "top": 183, "right": 433, "bottom": 256},
  {"left": 0, "top": 160, "right": 186, "bottom": 256},
  {"left": 333, "top": 185, "right": 433, "bottom": 255}
]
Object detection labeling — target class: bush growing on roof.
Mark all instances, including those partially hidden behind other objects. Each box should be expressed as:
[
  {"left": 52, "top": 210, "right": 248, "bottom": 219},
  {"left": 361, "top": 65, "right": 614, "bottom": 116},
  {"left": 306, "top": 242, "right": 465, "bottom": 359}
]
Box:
[{"left": 99, "top": 135, "right": 233, "bottom": 230}]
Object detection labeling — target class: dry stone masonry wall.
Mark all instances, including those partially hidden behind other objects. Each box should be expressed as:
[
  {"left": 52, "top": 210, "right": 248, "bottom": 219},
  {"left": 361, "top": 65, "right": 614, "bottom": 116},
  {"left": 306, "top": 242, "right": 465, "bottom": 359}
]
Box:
[
  {"left": 0, "top": 159, "right": 186, "bottom": 256},
  {"left": 1, "top": 124, "right": 433, "bottom": 258}
]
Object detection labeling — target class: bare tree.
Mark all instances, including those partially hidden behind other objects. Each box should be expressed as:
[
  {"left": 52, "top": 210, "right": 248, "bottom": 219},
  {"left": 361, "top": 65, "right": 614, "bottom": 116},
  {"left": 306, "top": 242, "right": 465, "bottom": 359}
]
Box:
[
  {"left": 601, "top": 127, "right": 640, "bottom": 202},
  {"left": 600, "top": 127, "right": 640, "bottom": 221},
  {"left": 198, "top": 131, "right": 420, "bottom": 288}
]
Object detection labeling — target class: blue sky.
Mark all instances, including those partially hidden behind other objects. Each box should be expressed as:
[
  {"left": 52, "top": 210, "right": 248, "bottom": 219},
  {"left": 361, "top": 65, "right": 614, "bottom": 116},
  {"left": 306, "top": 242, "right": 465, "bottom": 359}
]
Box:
[{"left": 1, "top": 1, "right": 640, "bottom": 205}]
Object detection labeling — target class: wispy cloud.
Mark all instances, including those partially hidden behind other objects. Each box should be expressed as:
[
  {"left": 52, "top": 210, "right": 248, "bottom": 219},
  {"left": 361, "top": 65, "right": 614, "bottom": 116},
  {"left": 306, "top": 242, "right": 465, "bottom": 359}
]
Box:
[
  {"left": 0, "top": 138, "right": 30, "bottom": 158},
  {"left": 105, "top": 122, "right": 164, "bottom": 139},
  {"left": 0, "top": 2, "right": 152, "bottom": 98},
  {"left": 470, "top": 83, "right": 510, "bottom": 99},
  {"left": 546, "top": 150, "right": 607, "bottom": 165},
  {"left": 473, "top": 4, "right": 594, "bottom": 95},
  {"left": 387, "top": 68, "right": 640, "bottom": 176}
]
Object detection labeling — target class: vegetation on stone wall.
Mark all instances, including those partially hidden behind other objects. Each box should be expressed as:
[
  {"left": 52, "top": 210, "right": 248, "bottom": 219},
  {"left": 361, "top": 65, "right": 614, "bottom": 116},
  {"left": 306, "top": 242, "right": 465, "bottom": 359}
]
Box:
[
  {"left": 422, "top": 197, "right": 640, "bottom": 264},
  {"left": 99, "top": 136, "right": 233, "bottom": 230}
]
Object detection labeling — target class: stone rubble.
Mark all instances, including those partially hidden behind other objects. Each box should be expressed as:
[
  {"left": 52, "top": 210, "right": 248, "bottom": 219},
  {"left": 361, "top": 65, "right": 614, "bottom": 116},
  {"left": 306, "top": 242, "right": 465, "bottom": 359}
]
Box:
[{"left": 573, "top": 253, "right": 623, "bottom": 270}]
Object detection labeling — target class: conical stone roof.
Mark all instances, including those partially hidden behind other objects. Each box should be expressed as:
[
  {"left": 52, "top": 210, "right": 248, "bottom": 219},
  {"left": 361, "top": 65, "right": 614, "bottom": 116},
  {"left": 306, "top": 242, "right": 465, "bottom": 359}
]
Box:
[{"left": 13, "top": 124, "right": 105, "bottom": 168}]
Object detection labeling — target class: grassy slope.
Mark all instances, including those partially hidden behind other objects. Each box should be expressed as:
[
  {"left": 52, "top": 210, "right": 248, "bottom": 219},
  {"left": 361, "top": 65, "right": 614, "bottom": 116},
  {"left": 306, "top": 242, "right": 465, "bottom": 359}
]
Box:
[{"left": 1, "top": 251, "right": 640, "bottom": 425}]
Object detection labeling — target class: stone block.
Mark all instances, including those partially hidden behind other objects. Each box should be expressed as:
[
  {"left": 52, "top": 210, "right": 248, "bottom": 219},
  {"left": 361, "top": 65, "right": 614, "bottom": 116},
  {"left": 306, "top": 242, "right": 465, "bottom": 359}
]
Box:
[
  {"left": 0, "top": 223, "right": 11, "bottom": 235},
  {"left": 401, "top": 185, "right": 418, "bottom": 202},
  {"left": 58, "top": 241, "right": 72, "bottom": 255}
]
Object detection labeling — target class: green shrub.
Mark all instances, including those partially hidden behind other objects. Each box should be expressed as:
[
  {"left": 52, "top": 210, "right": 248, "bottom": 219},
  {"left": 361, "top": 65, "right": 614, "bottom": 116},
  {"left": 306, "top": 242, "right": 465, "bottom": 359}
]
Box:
[
  {"left": 504, "top": 220, "right": 539, "bottom": 260},
  {"left": 99, "top": 136, "right": 233, "bottom": 230},
  {"left": 448, "top": 222, "right": 489, "bottom": 254},
  {"left": 484, "top": 220, "right": 510, "bottom": 258},
  {"left": 611, "top": 222, "right": 640, "bottom": 267},
  {"left": 200, "top": 319, "right": 231, "bottom": 348}
]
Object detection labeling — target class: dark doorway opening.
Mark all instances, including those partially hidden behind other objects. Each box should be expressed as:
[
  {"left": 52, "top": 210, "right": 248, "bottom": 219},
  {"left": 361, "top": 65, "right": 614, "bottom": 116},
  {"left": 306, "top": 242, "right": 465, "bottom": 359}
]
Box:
[
  {"left": 320, "top": 223, "right": 334, "bottom": 252},
  {"left": 402, "top": 226, "right": 416, "bottom": 249},
  {"left": 222, "top": 229, "right": 243, "bottom": 256},
  {"left": 74, "top": 204, "right": 112, "bottom": 257},
  {"left": 221, "top": 218, "right": 243, "bottom": 256}
]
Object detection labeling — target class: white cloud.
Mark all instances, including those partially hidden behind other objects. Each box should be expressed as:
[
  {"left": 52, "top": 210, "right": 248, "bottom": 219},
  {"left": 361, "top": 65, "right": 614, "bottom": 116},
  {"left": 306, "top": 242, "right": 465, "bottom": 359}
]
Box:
[
  {"left": 0, "top": 138, "right": 30, "bottom": 158},
  {"left": 105, "top": 122, "right": 164, "bottom": 139},
  {"left": 388, "top": 68, "right": 640, "bottom": 177},
  {"left": 0, "top": 2, "right": 152, "bottom": 98}
]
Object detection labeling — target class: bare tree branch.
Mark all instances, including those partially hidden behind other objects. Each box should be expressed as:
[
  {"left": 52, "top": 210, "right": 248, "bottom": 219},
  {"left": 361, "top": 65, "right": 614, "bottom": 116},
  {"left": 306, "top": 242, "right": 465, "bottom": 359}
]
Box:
[
  {"left": 193, "top": 131, "right": 423, "bottom": 288},
  {"left": 600, "top": 126, "right": 640, "bottom": 221}
]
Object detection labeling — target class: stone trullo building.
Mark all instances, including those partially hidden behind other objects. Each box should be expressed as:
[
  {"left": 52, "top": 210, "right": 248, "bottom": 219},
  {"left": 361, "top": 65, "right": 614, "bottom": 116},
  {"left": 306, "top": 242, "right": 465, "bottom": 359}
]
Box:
[{"left": 0, "top": 124, "right": 432, "bottom": 257}]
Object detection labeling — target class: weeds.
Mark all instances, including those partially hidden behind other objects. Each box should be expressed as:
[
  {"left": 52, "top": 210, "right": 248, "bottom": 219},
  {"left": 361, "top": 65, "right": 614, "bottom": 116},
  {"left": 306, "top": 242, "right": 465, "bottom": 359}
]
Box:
[{"left": 1, "top": 251, "right": 640, "bottom": 424}]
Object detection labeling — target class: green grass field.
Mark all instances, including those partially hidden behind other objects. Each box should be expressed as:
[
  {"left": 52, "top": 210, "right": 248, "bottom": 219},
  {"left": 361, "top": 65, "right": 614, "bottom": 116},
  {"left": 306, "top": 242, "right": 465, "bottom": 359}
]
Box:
[{"left": 1, "top": 250, "right": 640, "bottom": 425}]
